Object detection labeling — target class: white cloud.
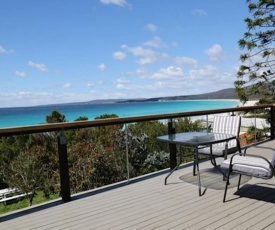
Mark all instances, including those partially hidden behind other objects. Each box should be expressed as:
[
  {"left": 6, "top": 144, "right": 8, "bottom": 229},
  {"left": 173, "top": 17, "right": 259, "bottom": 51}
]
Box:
[
  {"left": 125, "top": 46, "right": 155, "bottom": 57},
  {"left": 146, "top": 23, "right": 157, "bottom": 32},
  {"left": 87, "top": 81, "right": 95, "bottom": 87},
  {"left": 204, "top": 44, "right": 224, "bottom": 61},
  {"left": 123, "top": 45, "right": 157, "bottom": 65},
  {"left": 116, "top": 83, "right": 128, "bottom": 89},
  {"left": 100, "top": 0, "right": 130, "bottom": 8},
  {"left": 98, "top": 63, "right": 106, "bottom": 71},
  {"left": 171, "top": 41, "right": 178, "bottom": 47},
  {"left": 0, "top": 45, "right": 12, "bottom": 54},
  {"left": 0, "top": 46, "right": 7, "bottom": 54},
  {"left": 137, "top": 56, "right": 157, "bottom": 65},
  {"left": 113, "top": 51, "right": 126, "bottom": 60},
  {"left": 143, "top": 36, "right": 165, "bottom": 48},
  {"left": 189, "top": 65, "right": 217, "bottom": 79},
  {"left": 117, "top": 77, "right": 129, "bottom": 83},
  {"left": 136, "top": 68, "right": 148, "bottom": 76},
  {"left": 151, "top": 66, "right": 184, "bottom": 80},
  {"left": 132, "top": 63, "right": 235, "bottom": 95},
  {"left": 193, "top": 9, "right": 207, "bottom": 16},
  {"left": 63, "top": 82, "right": 72, "bottom": 88},
  {"left": 175, "top": 56, "right": 198, "bottom": 67},
  {"left": 28, "top": 61, "right": 48, "bottom": 72},
  {"left": 15, "top": 71, "right": 27, "bottom": 78},
  {"left": 0, "top": 91, "right": 101, "bottom": 108}
]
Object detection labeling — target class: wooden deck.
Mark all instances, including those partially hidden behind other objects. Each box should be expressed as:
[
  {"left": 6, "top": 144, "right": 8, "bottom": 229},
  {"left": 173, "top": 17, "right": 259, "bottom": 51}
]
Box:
[{"left": 1, "top": 140, "right": 275, "bottom": 230}]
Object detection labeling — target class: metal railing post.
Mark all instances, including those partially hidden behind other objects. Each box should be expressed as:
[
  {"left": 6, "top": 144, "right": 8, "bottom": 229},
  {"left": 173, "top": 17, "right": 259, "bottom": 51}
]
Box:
[
  {"left": 271, "top": 106, "right": 275, "bottom": 140},
  {"left": 254, "top": 110, "right": 257, "bottom": 143},
  {"left": 206, "top": 115, "right": 209, "bottom": 133},
  {"left": 168, "top": 119, "right": 177, "bottom": 170},
  {"left": 57, "top": 134, "right": 71, "bottom": 202},
  {"left": 125, "top": 124, "right": 130, "bottom": 183}
]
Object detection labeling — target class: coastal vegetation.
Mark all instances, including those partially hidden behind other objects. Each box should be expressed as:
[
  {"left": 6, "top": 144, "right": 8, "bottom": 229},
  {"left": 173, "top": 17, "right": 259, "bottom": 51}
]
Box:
[{"left": 0, "top": 110, "right": 204, "bottom": 213}]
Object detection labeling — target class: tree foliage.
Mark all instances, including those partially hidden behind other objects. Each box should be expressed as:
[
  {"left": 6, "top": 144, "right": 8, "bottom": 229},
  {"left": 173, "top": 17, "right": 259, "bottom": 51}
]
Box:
[
  {"left": 175, "top": 117, "right": 205, "bottom": 132},
  {"left": 0, "top": 111, "right": 205, "bottom": 207},
  {"left": 0, "top": 136, "right": 59, "bottom": 206},
  {"left": 74, "top": 116, "right": 88, "bottom": 121},
  {"left": 46, "top": 110, "right": 67, "bottom": 123},
  {"left": 235, "top": 0, "right": 275, "bottom": 104},
  {"left": 7, "top": 147, "right": 47, "bottom": 206}
]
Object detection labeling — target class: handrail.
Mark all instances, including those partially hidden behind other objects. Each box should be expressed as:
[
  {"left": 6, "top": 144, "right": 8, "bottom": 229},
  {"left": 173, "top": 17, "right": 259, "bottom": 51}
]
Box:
[
  {"left": 0, "top": 104, "right": 273, "bottom": 136},
  {"left": 0, "top": 103, "right": 274, "bottom": 203}
]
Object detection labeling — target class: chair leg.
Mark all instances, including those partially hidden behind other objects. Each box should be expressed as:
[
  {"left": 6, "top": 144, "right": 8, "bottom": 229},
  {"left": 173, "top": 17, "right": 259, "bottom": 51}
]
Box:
[
  {"left": 195, "top": 148, "right": 207, "bottom": 196},
  {"left": 237, "top": 174, "right": 242, "bottom": 190},
  {"left": 223, "top": 169, "right": 231, "bottom": 202},
  {"left": 193, "top": 148, "right": 197, "bottom": 176},
  {"left": 193, "top": 159, "right": 196, "bottom": 176},
  {"left": 210, "top": 157, "right": 217, "bottom": 166},
  {"left": 196, "top": 160, "right": 202, "bottom": 196},
  {"left": 196, "top": 157, "right": 206, "bottom": 196}
]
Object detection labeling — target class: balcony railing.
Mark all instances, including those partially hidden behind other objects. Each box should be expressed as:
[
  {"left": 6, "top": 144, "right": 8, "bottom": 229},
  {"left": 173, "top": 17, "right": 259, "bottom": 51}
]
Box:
[{"left": 0, "top": 104, "right": 274, "bottom": 203}]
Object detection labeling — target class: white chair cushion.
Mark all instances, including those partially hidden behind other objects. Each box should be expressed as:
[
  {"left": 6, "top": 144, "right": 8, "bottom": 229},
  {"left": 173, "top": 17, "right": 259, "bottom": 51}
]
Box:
[
  {"left": 221, "top": 155, "right": 273, "bottom": 178},
  {"left": 199, "top": 146, "right": 229, "bottom": 156},
  {"left": 198, "top": 144, "right": 238, "bottom": 156}
]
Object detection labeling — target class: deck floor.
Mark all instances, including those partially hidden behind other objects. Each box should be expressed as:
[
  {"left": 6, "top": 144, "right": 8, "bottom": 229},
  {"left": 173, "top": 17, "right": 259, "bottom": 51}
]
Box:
[{"left": 1, "top": 140, "right": 275, "bottom": 230}]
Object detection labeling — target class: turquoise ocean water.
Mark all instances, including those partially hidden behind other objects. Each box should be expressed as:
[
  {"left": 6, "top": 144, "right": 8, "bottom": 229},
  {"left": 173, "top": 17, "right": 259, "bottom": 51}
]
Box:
[{"left": 0, "top": 100, "right": 239, "bottom": 128}]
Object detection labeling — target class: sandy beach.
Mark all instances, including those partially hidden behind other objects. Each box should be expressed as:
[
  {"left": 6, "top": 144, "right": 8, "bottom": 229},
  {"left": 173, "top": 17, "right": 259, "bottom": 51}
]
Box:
[
  {"left": 194, "top": 100, "right": 268, "bottom": 130},
  {"left": 239, "top": 100, "right": 258, "bottom": 107},
  {"left": 230, "top": 100, "right": 268, "bottom": 130},
  {"left": 239, "top": 100, "right": 269, "bottom": 130}
]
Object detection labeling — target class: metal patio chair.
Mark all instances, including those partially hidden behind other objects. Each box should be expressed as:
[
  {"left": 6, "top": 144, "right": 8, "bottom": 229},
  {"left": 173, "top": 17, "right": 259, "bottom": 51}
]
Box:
[
  {"left": 194, "top": 116, "right": 242, "bottom": 175},
  {"left": 221, "top": 146, "right": 275, "bottom": 202}
]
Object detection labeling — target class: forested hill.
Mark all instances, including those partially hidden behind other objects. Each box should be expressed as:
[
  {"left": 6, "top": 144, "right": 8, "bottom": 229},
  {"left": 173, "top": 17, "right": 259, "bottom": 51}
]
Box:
[
  {"left": 119, "top": 88, "right": 238, "bottom": 103},
  {"left": 62, "top": 88, "right": 238, "bottom": 106}
]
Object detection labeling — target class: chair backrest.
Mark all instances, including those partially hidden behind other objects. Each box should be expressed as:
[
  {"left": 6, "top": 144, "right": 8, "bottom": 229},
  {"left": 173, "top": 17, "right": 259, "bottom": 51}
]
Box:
[
  {"left": 212, "top": 116, "right": 241, "bottom": 148},
  {"left": 212, "top": 116, "right": 241, "bottom": 136}
]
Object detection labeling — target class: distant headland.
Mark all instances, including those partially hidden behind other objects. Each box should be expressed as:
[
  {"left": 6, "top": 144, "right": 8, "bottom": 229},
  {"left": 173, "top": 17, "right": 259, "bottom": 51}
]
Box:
[{"left": 58, "top": 88, "right": 239, "bottom": 107}]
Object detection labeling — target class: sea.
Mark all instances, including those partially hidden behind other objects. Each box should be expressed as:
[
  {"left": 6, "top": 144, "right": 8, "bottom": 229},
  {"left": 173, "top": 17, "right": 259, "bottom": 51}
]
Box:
[{"left": 0, "top": 100, "right": 239, "bottom": 128}]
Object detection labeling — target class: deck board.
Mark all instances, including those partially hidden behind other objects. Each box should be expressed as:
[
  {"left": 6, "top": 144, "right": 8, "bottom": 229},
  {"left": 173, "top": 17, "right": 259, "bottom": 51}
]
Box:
[{"left": 1, "top": 140, "right": 275, "bottom": 229}]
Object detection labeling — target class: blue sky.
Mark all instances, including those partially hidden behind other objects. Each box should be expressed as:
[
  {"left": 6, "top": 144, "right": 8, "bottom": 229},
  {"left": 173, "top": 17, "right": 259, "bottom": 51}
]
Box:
[{"left": 0, "top": 0, "right": 250, "bottom": 108}]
